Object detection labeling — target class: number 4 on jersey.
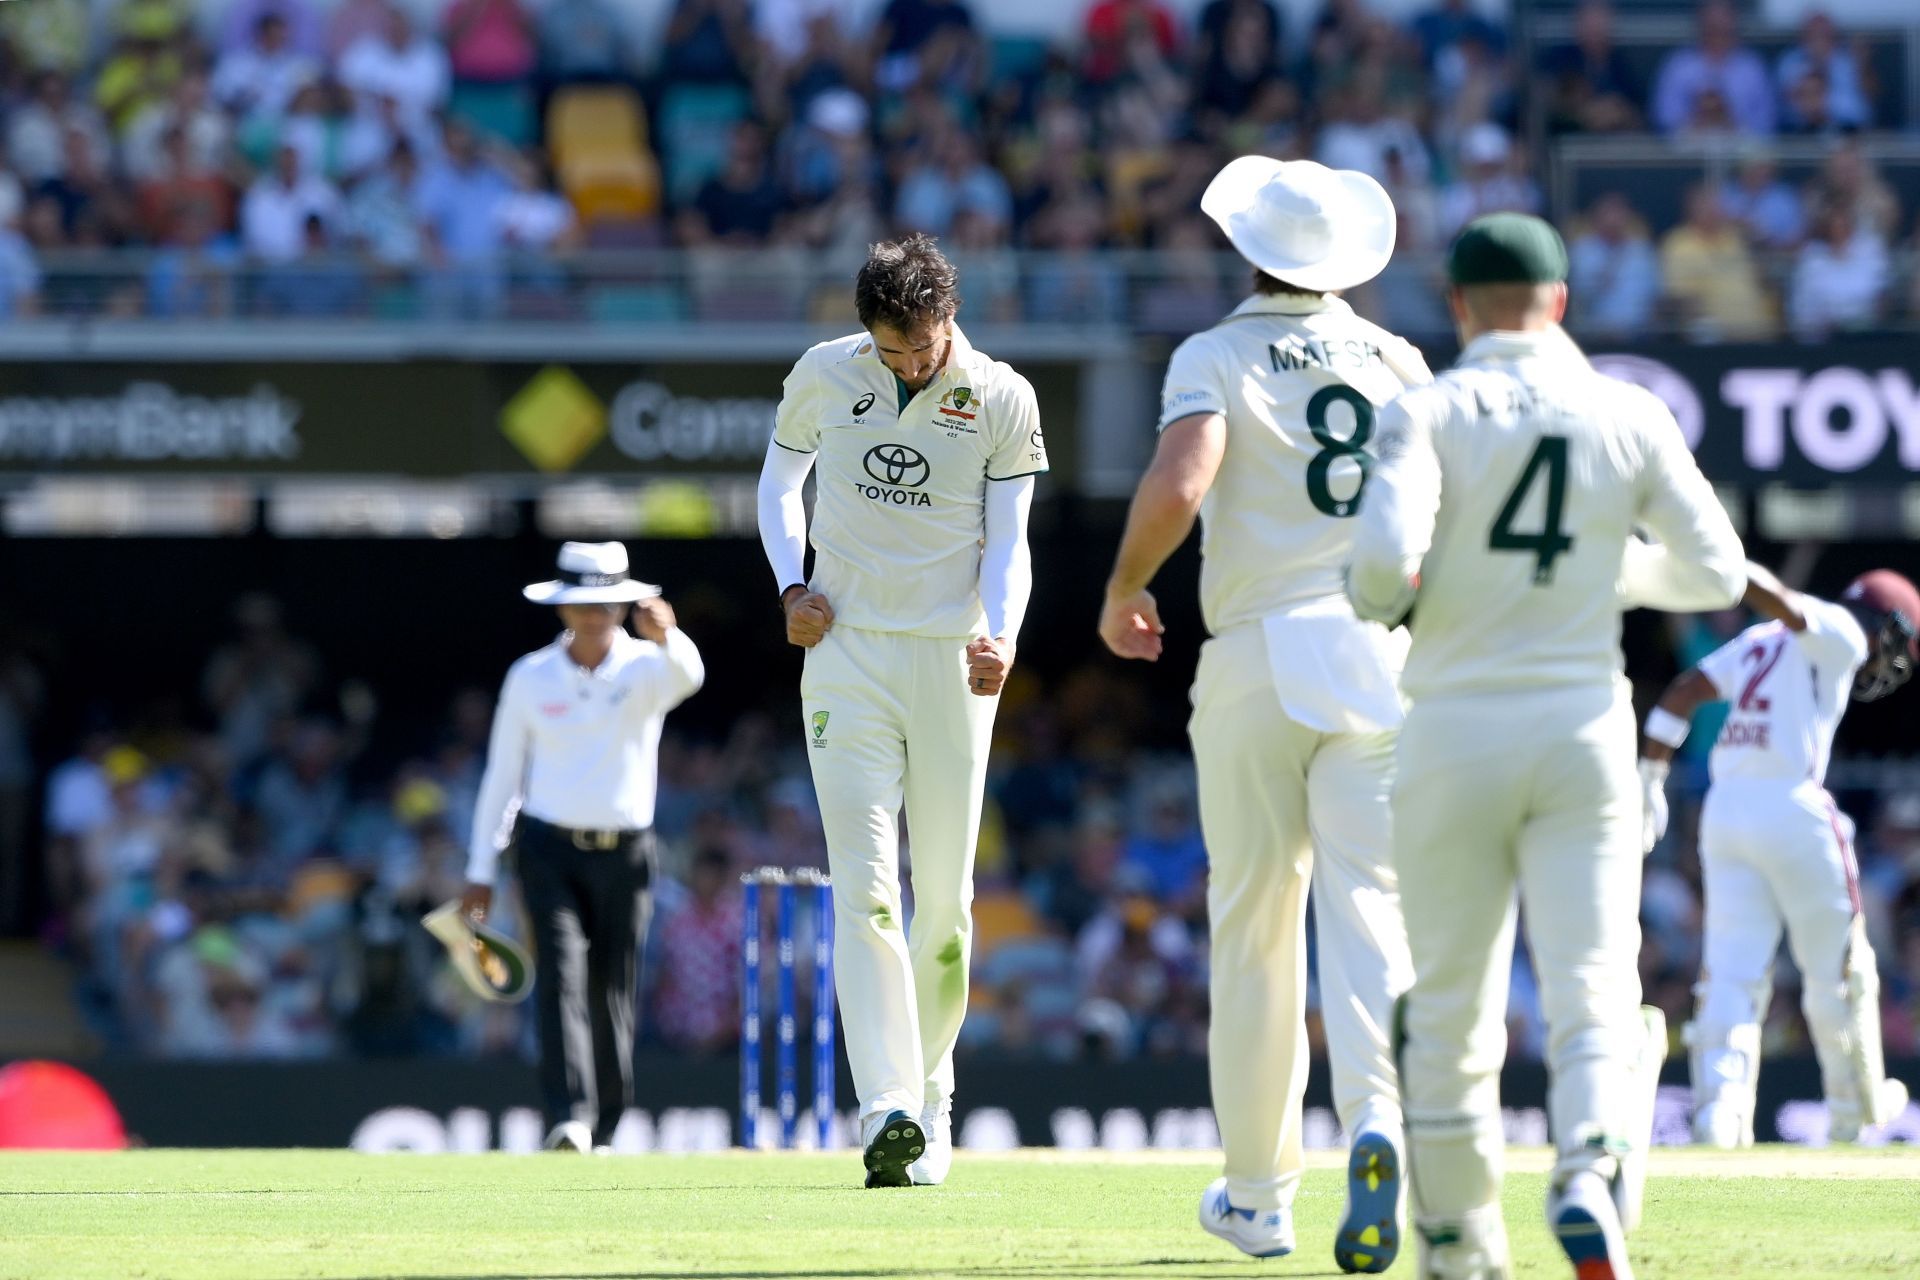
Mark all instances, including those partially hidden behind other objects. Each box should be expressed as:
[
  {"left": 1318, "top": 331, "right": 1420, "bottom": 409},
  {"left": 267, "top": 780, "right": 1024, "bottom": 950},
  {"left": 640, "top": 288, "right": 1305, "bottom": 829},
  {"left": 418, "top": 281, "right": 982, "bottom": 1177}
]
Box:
[{"left": 1489, "top": 435, "right": 1575, "bottom": 584}]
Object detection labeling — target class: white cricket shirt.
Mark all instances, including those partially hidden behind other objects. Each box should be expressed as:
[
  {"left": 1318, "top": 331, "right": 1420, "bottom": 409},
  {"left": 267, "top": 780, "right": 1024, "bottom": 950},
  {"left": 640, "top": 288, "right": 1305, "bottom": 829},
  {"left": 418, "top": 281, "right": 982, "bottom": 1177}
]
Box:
[
  {"left": 466, "top": 627, "right": 704, "bottom": 884},
  {"left": 1159, "top": 293, "right": 1433, "bottom": 633},
  {"left": 1351, "top": 326, "right": 1745, "bottom": 700},
  {"left": 1698, "top": 598, "right": 1867, "bottom": 788},
  {"left": 772, "top": 324, "right": 1047, "bottom": 637}
]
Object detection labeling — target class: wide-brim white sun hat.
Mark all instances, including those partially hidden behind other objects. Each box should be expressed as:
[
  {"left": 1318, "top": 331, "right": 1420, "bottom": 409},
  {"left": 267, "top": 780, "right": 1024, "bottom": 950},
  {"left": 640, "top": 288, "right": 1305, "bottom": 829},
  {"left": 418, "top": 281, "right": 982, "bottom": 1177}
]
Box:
[
  {"left": 522, "top": 541, "right": 661, "bottom": 605},
  {"left": 1201, "top": 156, "right": 1397, "bottom": 294}
]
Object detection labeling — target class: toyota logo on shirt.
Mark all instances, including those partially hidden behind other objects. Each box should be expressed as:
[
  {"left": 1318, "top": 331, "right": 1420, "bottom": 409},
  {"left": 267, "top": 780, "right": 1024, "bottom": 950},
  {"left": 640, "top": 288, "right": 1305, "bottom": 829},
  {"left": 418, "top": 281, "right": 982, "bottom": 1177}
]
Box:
[{"left": 862, "top": 444, "right": 930, "bottom": 488}]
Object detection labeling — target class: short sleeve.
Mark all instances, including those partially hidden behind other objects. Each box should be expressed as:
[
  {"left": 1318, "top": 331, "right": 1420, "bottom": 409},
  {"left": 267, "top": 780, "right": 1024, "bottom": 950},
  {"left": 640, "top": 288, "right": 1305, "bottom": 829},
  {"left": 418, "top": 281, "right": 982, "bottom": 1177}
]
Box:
[
  {"left": 1695, "top": 628, "right": 1759, "bottom": 700},
  {"left": 987, "top": 370, "right": 1047, "bottom": 480},
  {"left": 1158, "top": 334, "right": 1227, "bottom": 432},
  {"left": 1795, "top": 596, "right": 1870, "bottom": 672},
  {"left": 772, "top": 350, "right": 821, "bottom": 454}
]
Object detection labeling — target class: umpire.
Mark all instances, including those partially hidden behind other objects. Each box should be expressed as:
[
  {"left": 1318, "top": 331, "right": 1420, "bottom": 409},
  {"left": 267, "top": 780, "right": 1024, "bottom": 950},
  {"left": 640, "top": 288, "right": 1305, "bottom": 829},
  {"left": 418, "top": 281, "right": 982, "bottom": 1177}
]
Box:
[{"left": 462, "top": 542, "right": 705, "bottom": 1152}]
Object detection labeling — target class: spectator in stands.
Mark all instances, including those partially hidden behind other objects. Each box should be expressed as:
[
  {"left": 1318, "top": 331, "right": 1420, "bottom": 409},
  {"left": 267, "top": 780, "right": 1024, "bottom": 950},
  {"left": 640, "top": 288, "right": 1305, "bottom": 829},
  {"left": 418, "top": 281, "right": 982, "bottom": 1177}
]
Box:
[
  {"left": 443, "top": 0, "right": 537, "bottom": 145},
  {"left": 496, "top": 151, "right": 580, "bottom": 254},
  {"left": 894, "top": 129, "right": 1012, "bottom": 238},
  {"left": 1659, "top": 182, "right": 1776, "bottom": 341},
  {"left": 1538, "top": 0, "right": 1641, "bottom": 134},
  {"left": 1651, "top": 0, "right": 1775, "bottom": 137},
  {"left": 1779, "top": 65, "right": 1841, "bottom": 138},
  {"left": 0, "top": 211, "right": 38, "bottom": 319},
  {"left": 0, "top": 0, "right": 89, "bottom": 79},
  {"left": 1567, "top": 191, "right": 1659, "bottom": 340},
  {"left": 537, "top": 0, "right": 630, "bottom": 88},
  {"left": 94, "top": 25, "right": 187, "bottom": 137},
  {"left": 1437, "top": 121, "right": 1538, "bottom": 237},
  {"left": 257, "top": 210, "right": 363, "bottom": 315},
  {"left": 1316, "top": 84, "right": 1430, "bottom": 187},
  {"left": 240, "top": 142, "right": 340, "bottom": 264},
  {"left": 1120, "top": 781, "right": 1206, "bottom": 905},
  {"left": 212, "top": 11, "right": 320, "bottom": 127},
  {"left": 329, "top": 0, "right": 390, "bottom": 62},
  {"left": 1776, "top": 11, "right": 1871, "bottom": 133},
  {"left": 8, "top": 72, "right": 112, "bottom": 187},
  {"left": 145, "top": 199, "right": 240, "bottom": 318},
  {"left": 339, "top": 4, "right": 451, "bottom": 128},
  {"left": 1082, "top": 0, "right": 1180, "bottom": 87},
  {"left": 1788, "top": 199, "right": 1888, "bottom": 340},
  {"left": 871, "top": 0, "right": 979, "bottom": 95},
  {"left": 123, "top": 68, "right": 231, "bottom": 185},
  {"left": 1412, "top": 0, "right": 1502, "bottom": 71},
  {"left": 36, "top": 122, "right": 134, "bottom": 244},
  {"left": 660, "top": 0, "right": 757, "bottom": 87},
  {"left": 1809, "top": 141, "right": 1900, "bottom": 240},
  {"left": 1023, "top": 191, "right": 1124, "bottom": 324},
  {"left": 1189, "top": 0, "right": 1282, "bottom": 135},
  {"left": 202, "top": 594, "right": 320, "bottom": 774},
  {"left": 1718, "top": 146, "right": 1806, "bottom": 251},
  {"left": 250, "top": 720, "right": 349, "bottom": 869},
  {"left": 136, "top": 125, "right": 233, "bottom": 244},
  {"left": 679, "top": 122, "right": 783, "bottom": 245},
  {"left": 220, "top": 0, "right": 324, "bottom": 60},
  {"left": 415, "top": 119, "right": 513, "bottom": 316},
  {"left": 652, "top": 847, "right": 741, "bottom": 1053},
  {"left": 1133, "top": 213, "right": 1230, "bottom": 337}
]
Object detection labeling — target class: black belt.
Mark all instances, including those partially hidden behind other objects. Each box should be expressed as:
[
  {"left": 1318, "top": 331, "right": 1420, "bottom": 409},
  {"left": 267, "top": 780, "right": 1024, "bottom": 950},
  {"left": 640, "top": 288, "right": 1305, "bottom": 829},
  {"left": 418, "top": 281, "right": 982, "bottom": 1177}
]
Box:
[{"left": 521, "top": 815, "right": 648, "bottom": 852}]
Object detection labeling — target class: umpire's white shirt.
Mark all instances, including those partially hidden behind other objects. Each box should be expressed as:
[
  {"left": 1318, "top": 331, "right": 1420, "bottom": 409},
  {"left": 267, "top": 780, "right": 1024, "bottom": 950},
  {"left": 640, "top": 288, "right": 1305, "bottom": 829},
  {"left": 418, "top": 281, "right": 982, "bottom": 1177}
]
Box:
[
  {"left": 773, "top": 324, "right": 1047, "bottom": 637},
  {"left": 466, "top": 628, "right": 704, "bottom": 884}
]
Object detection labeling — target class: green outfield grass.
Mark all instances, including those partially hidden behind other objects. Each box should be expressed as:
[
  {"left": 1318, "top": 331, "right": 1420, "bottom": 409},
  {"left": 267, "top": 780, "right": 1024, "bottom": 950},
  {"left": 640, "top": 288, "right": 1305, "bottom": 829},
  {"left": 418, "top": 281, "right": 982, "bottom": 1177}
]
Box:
[{"left": 0, "top": 1147, "right": 1915, "bottom": 1279}]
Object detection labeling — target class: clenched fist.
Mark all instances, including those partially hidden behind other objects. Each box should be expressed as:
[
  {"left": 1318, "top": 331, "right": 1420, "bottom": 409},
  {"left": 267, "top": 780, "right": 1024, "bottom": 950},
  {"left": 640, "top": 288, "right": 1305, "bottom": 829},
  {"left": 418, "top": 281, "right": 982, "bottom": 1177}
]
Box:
[{"left": 965, "top": 636, "right": 1014, "bottom": 696}]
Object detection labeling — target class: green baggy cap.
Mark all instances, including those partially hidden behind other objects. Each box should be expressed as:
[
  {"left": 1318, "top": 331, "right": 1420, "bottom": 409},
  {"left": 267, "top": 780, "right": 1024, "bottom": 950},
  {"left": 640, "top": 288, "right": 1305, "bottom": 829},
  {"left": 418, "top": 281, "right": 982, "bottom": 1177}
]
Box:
[{"left": 1447, "top": 213, "right": 1569, "bottom": 286}]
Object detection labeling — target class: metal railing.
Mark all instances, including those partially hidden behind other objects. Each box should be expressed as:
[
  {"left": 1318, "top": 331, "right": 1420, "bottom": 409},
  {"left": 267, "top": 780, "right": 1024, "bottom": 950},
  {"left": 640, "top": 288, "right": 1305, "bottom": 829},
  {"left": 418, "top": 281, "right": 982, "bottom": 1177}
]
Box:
[{"left": 6, "top": 245, "right": 1917, "bottom": 342}]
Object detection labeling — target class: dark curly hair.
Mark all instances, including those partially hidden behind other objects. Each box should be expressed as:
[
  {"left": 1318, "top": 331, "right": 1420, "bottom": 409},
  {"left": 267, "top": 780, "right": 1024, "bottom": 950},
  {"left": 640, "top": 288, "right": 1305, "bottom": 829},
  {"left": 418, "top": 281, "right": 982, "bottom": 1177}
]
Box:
[{"left": 855, "top": 235, "right": 962, "bottom": 333}]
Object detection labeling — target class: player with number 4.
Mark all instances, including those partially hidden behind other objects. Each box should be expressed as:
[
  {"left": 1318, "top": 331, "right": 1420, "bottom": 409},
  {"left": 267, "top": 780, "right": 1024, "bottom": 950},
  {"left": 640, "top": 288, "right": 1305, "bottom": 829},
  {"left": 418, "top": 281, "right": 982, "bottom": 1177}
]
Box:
[{"left": 1100, "top": 157, "right": 1431, "bottom": 1272}]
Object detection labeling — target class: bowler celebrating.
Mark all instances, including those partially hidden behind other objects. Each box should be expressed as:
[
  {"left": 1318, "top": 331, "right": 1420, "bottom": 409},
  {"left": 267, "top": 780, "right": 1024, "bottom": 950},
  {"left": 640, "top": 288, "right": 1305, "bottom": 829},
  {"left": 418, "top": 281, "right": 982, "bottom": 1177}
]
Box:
[
  {"left": 757, "top": 235, "right": 1046, "bottom": 1188},
  {"left": 1349, "top": 214, "right": 1744, "bottom": 1280}
]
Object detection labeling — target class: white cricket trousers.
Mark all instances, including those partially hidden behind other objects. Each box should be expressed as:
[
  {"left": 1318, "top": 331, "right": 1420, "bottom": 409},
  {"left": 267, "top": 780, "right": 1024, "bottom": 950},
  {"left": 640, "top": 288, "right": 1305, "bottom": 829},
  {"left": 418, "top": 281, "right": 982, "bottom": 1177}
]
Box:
[
  {"left": 1394, "top": 680, "right": 1645, "bottom": 1227},
  {"left": 800, "top": 625, "right": 996, "bottom": 1124},
  {"left": 1189, "top": 624, "right": 1413, "bottom": 1212},
  {"left": 1695, "top": 780, "right": 1870, "bottom": 1113}
]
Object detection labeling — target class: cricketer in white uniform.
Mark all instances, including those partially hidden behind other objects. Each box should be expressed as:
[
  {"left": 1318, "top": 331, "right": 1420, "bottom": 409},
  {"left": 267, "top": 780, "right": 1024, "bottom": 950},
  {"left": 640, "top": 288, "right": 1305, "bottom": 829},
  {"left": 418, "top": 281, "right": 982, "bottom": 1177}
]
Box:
[
  {"left": 1101, "top": 157, "right": 1428, "bottom": 1273},
  {"left": 757, "top": 235, "right": 1046, "bottom": 1189},
  {"left": 1639, "top": 562, "right": 1917, "bottom": 1149},
  {"left": 1348, "top": 214, "right": 1744, "bottom": 1280}
]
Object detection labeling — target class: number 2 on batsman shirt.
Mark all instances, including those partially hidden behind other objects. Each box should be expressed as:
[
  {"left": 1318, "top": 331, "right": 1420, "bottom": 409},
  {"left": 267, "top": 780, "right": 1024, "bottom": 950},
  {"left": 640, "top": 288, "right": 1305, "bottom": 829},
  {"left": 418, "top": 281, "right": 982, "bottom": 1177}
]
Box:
[{"left": 772, "top": 324, "right": 1047, "bottom": 637}]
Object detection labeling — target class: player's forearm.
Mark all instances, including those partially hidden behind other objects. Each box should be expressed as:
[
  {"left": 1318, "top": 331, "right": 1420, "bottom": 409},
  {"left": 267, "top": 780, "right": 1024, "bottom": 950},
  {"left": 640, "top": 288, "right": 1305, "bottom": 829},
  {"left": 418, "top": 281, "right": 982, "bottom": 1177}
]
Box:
[
  {"left": 1347, "top": 487, "right": 1427, "bottom": 624},
  {"left": 1741, "top": 560, "right": 1809, "bottom": 631},
  {"left": 659, "top": 625, "right": 706, "bottom": 698},
  {"left": 1106, "top": 484, "right": 1196, "bottom": 597},
  {"left": 1640, "top": 669, "right": 1720, "bottom": 763}
]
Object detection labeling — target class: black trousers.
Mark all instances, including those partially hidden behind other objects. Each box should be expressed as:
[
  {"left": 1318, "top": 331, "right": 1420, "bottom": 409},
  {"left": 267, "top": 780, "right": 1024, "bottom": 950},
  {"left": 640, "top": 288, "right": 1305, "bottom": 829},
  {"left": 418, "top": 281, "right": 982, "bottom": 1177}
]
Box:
[{"left": 516, "top": 818, "right": 655, "bottom": 1144}]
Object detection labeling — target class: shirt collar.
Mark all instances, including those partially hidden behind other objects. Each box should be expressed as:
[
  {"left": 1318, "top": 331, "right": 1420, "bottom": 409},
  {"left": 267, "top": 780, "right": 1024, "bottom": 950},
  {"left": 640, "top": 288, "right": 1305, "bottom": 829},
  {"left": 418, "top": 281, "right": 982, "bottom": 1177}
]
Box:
[
  {"left": 863, "top": 320, "right": 986, "bottom": 395},
  {"left": 554, "top": 629, "right": 638, "bottom": 678},
  {"left": 1225, "top": 293, "right": 1351, "bottom": 319},
  {"left": 1457, "top": 324, "right": 1589, "bottom": 370}
]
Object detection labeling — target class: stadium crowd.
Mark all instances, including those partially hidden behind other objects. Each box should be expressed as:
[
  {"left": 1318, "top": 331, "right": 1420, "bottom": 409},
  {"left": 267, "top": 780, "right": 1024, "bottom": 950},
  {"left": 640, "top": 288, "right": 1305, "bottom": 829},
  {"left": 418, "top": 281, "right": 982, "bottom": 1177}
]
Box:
[
  {"left": 15, "top": 581, "right": 1920, "bottom": 1069},
  {"left": 0, "top": 0, "right": 1911, "bottom": 333}
]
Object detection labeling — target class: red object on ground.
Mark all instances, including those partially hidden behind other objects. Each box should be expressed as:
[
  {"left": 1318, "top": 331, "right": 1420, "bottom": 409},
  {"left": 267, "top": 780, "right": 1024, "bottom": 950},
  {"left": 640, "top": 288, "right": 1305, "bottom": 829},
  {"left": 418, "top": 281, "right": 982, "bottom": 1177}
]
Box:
[{"left": 0, "top": 1061, "right": 129, "bottom": 1149}]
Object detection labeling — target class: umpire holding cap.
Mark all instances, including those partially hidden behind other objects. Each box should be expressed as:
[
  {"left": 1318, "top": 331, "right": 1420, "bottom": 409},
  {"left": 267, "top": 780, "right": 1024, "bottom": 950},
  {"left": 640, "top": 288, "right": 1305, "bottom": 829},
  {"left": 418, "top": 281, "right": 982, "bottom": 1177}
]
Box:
[{"left": 462, "top": 542, "right": 705, "bottom": 1152}]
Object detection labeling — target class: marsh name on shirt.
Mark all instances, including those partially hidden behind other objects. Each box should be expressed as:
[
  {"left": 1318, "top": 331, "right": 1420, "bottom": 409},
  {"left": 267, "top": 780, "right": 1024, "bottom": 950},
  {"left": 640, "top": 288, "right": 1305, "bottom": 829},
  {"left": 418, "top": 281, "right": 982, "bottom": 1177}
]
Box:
[{"left": 1268, "top": 336, "right": 1384, "bottom": 375}]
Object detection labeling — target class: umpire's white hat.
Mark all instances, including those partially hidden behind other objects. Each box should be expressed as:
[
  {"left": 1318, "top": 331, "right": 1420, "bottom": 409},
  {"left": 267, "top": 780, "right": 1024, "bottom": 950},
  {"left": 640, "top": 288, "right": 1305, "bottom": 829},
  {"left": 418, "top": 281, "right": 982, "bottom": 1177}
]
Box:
[
  {"left": 1201, "top": 157, "right": 1397, "bottom": 294},
  {"left": 522, "top": 542, "right": 661, "bottom": 606}
]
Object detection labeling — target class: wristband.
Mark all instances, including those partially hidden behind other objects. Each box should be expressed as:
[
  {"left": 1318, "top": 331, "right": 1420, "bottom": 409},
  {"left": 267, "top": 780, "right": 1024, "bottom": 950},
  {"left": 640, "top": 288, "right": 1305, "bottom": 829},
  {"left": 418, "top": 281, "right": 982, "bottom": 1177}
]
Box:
[{"left": 1643, "top": 706, "right": 1690, "bottom": 750}]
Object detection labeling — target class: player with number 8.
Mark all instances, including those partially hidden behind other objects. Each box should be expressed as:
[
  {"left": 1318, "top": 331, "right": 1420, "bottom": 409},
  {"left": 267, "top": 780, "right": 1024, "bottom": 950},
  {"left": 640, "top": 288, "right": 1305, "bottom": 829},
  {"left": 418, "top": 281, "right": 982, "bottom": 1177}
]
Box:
[{"left": 1099, "top": 156, "right": 1432, "bottom": 1271}]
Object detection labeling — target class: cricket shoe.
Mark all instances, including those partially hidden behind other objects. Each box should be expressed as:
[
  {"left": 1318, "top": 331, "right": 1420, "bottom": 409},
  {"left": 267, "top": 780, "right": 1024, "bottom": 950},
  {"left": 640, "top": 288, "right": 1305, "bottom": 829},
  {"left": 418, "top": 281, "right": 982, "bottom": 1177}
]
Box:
[
  {"left": 543, "top": 1120, "right": 591, "bottom": 1153},
  {"left": 907, "top": 1103, "right": 952, "bottom": 1186},
  {"left": 1335, "top": 1129, "right": 1402, "bottom": 1273},
  {"left": 1415, "top": 1212, "right": 1512, "bottom": 1280},
  {"left": 1197, "top": 1178, "right": 1293, "bottom": 1258},
  {"left": 1828, "top": 1078, "right": 1910, "bottom": 1144},
  {"left": 861, "top": 1109, "right": 925, "bottom": 1188},
  {"left": 1549, "top": 1171, "right": 1634, "bottom": 1280}
]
